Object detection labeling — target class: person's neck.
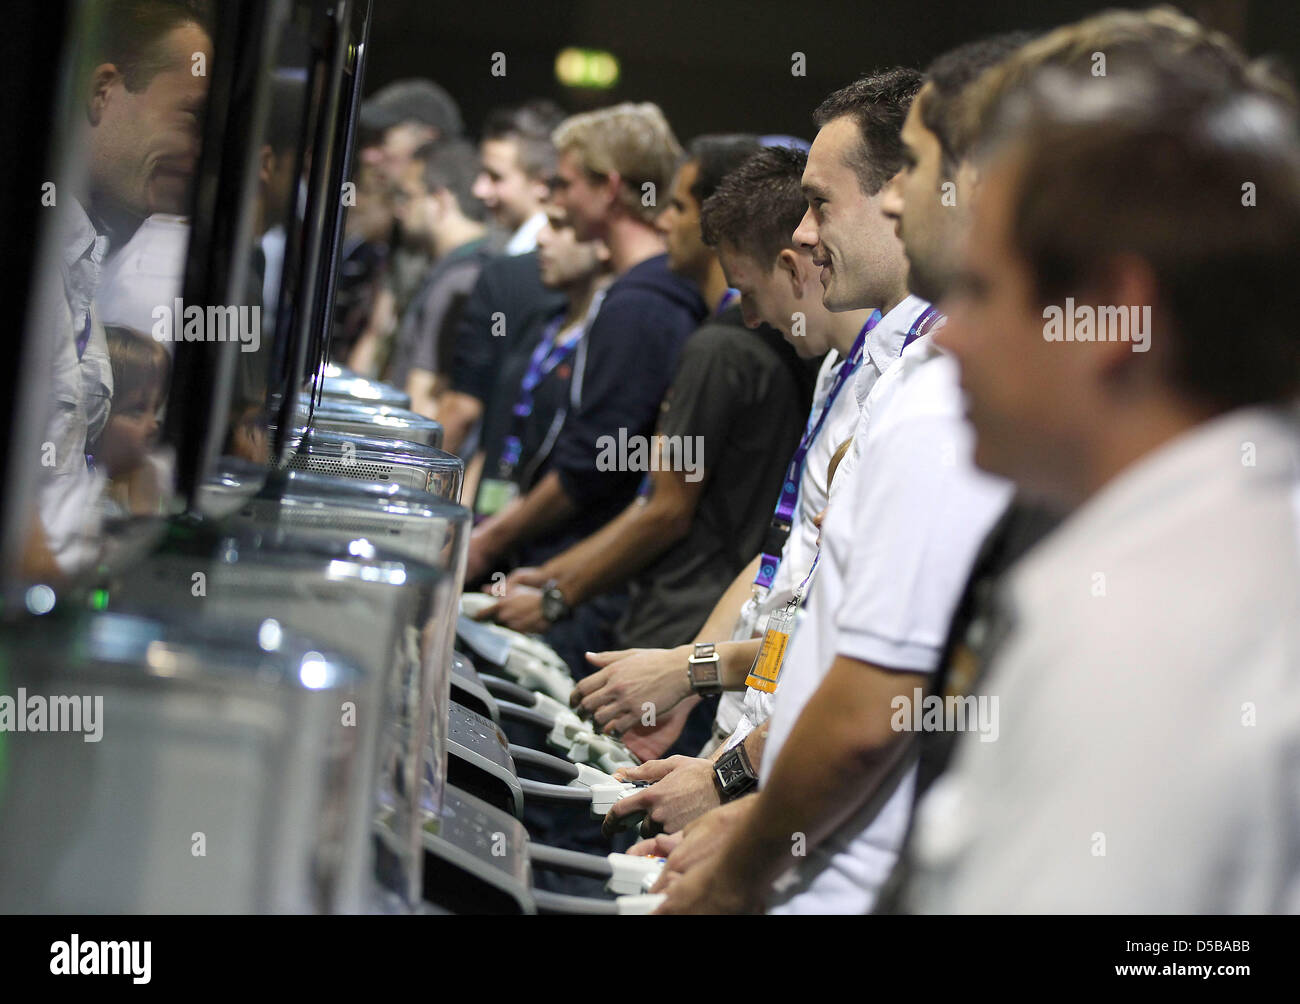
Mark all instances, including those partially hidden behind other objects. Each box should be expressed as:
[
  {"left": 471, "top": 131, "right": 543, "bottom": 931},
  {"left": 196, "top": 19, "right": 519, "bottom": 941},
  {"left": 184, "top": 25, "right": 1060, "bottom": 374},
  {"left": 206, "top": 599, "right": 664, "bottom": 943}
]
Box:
[
  {"left": 432, "top": 217, "right": 486, "bottom": 258},
  {"left": 1068, "top": 397, "right": 1215, "bottom": 506},
  {"left": 605, "top": 215, "right": 666, "bottom": 275},
  {"left": 510, "top": 207, "right": 544, "bottom": 235},
  {"left": 85, "top": 190, "right": 144, "bottom": 249},
  {"left": 825, "top": 307, "right": 875, "bottom": 356},
  {"left": 879, "top": 282, "right": 909, "bottom": 317},
  {"left": 698, "top": 259, "right": 731, "bottom": 313}
]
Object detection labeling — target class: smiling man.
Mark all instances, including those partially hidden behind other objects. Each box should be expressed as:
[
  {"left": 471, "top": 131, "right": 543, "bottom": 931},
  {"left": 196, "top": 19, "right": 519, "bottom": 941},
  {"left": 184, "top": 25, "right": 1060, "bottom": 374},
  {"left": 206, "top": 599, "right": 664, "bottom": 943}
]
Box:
[
  {"left": 472, "top": 101, "right": 564, "bottom": 256},
  {"left": 26, "top": 0, "right": 214, "bottom": 580}
]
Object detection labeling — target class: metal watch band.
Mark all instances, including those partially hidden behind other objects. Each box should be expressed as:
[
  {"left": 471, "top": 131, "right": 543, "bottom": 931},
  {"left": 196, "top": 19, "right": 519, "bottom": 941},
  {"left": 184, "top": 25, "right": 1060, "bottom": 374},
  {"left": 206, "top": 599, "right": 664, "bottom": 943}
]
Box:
[{"left": 687, "top": 643, "right": 722, "bottom": 695}]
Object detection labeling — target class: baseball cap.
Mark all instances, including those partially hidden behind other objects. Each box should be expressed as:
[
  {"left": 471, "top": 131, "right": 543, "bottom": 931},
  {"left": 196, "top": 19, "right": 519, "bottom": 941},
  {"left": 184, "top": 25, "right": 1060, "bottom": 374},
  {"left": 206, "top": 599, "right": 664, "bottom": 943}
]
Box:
[{"left": 360, "top": 78, "right": 464, "bottom": 138}]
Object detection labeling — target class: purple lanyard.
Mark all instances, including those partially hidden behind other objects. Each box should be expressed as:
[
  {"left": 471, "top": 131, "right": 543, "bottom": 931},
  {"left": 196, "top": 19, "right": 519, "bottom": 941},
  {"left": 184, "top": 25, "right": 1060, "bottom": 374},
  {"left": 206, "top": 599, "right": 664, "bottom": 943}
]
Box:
[
  {"left": 75, "top": 312, "right": 92, "bottom": 360},
  {"left": 499, "top": 312, "right": 577, "bottom": 473},
  {"left": 902, "top": 304, "right": 942, "bottom": 352},
  {"left": 753, "top": 309, "right": 881, "bottom": 590}
]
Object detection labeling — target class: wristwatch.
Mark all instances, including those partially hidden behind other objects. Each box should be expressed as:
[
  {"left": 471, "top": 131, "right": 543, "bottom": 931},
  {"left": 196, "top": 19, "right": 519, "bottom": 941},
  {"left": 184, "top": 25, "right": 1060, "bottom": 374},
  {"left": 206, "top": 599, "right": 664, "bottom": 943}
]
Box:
[
  {"left": 541, "top": 579, "right": 572, "bottom": 623},
  {"left": 713, "top": 743, "right": 758, "bottom": 802},
  {"left": 687, "top": 642, "right": 722, "bottom": 695}
]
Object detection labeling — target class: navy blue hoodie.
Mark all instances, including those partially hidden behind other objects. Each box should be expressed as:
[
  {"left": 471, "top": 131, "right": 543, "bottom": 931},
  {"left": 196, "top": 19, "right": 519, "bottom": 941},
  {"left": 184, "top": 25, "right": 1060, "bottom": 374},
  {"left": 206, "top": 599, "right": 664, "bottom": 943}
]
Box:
[{"left": 546, "top": 252, "right": 706, "bottom": 543}]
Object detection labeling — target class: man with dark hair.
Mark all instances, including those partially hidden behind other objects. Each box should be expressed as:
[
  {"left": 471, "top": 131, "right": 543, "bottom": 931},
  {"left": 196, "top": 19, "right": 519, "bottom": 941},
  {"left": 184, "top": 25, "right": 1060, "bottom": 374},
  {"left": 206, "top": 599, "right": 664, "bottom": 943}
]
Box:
[
  {"left": 350, "top": 78, "right": 464, "bottom": 375},
  {"left": 888, "top": 33, "right": 1039, "bottom": 303},
  {"left": 482, "top": 135, "right": 811, "bottom": 723},
  {"left": 383, "top": 139, "right": 494, "bottom": 408},
  {"left": 910, "top": 57, "right": 1300, "bottom": 914},
  {"left": 794, "top": 68, "right": 922, "bottom": 314},
  {"left": 359, "top": 78, "right": 463, "bottom": 184},
  {"left": 473, "top": 100, "right": 566, "bottom": 255}
]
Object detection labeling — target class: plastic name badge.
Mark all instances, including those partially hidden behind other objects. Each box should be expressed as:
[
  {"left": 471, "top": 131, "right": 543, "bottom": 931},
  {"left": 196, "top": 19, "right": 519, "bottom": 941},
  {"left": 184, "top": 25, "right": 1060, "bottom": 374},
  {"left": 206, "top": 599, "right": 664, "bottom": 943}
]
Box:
[
  {"left": 475, "top": 478, "right": 519, "bottom": 518},
  {"left": 745, "top": 601, "right": 796, "bottom": 694}
]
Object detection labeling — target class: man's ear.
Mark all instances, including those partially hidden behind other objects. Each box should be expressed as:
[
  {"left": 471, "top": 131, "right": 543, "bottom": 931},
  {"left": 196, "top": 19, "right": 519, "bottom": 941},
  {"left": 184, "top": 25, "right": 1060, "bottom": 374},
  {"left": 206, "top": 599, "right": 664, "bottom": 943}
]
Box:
[
  {"left": 778, "top": 248, "right": 804, "bottom": 298},
  {"left": 602, "top": 170, "right": 624, "bottom": 212},
  {"left": 87, "top": 63, "right": 120, "bottom": 127},
  {"left": 258, "top": 145, "right": 274, "bottom": 187},
  {"left": 528, "top": 175, "right": 550, "bottom": 207},
  {"left": 1090, "top": 253, "right": 1161, "bottom": 383},
  {"left": 431, "top": 187, "right": 458, "bottom": 224},
  {"left": 955, "top": 159, "right": 980, "bottom": 207}
]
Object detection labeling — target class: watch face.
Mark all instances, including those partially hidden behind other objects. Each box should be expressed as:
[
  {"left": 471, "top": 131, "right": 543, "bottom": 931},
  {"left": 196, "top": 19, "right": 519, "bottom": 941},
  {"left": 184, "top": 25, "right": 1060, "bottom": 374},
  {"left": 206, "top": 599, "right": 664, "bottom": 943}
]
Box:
[
  {"left": 717, "top": 756, "right": 743, "bottom": 786},
  {"left": 690, "top": 658, "right": 719, "bottom": 684},
  {"left": 542, "top": 589, "right": 565, "bottom": 621}
]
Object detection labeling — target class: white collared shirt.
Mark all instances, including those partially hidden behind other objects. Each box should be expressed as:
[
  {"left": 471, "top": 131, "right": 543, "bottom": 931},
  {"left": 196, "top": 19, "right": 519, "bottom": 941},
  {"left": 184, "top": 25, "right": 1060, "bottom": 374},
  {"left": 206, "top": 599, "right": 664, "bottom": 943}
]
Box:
[
  {"left": 833, "top": 294, "right": 932, "bottom": 499},
  {"left": 504, "top": 211, "right": 548, "bottom": 257},
  {"left": 97, "top": 213, "right": 190, "bottom": 342},
  {"left": 38, "top": 198, "right": 112, "bottom": 572},
  {"left": 909, "top": 405, "right": 1300, "bottom": 913},
  {"left": 719, "top": 298, "right": 933, "bottom": 742},
  {"left": 761, "top": 337, "right": 1012, "bottom": 913}
]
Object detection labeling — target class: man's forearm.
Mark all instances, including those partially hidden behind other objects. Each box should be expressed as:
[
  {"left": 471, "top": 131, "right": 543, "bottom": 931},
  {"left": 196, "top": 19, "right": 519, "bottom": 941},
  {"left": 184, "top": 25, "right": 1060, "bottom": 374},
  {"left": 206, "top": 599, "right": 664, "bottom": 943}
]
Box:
[
  {"left": 477, "top": 470, "right": 578, "bottom": 559},
  {"left": 438, "top": 390, "right": 483, "bottom": 456},
  {"left": 405, "top": 368, "right": 439, "bottom": 422},
  {"left": 693, "top": 554, "right": 762, "bottom": 643},
  {"left": 713, "top": 658, "right": 922, "bottom": 892}
]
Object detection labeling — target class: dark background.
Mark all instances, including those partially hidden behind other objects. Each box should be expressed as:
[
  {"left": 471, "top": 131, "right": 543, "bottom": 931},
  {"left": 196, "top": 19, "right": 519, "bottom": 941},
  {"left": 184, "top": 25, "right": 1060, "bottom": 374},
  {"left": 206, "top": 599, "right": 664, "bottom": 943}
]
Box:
[{"left": 365, "top": 0, "right": 1299, "bottom": 142}]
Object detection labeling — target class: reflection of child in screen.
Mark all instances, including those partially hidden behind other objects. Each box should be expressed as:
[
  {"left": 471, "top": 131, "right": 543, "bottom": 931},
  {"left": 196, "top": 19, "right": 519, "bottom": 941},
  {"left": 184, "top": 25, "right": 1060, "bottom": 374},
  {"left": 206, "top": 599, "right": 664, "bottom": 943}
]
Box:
[{"left": 96, "top": 325, "right": 170, "bottom": 516}]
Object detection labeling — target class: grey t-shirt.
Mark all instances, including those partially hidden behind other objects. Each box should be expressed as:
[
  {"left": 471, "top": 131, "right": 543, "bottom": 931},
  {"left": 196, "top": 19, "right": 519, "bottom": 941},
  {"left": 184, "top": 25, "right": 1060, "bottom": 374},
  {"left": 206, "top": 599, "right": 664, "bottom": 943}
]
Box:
[{"left": 385, "top": 238, "right": 491, "bottom": 390}]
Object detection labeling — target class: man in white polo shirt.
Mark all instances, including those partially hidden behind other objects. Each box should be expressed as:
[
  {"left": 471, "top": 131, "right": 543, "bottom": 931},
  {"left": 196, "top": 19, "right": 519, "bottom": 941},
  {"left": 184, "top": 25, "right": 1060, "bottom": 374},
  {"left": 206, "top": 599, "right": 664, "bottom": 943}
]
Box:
[
  {"left": 653, "top": 43, "right": 1030, "bottom": 914},
  {"left": 908, "top": 56, "right": 1300, "bottom": 913}
]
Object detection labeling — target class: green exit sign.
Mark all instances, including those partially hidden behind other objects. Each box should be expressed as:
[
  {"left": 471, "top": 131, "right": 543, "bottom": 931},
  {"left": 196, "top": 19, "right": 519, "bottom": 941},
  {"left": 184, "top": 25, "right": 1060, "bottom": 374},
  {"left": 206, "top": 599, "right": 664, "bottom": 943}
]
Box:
[{"left": 555, "top": 48, "right": 620, "bottom": 89}]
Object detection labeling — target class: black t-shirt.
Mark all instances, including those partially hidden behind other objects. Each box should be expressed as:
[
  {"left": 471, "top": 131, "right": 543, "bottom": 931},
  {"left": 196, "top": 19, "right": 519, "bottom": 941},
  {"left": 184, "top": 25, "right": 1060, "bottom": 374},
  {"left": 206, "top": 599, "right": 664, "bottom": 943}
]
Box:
[
  {"left": 448, "top": 251, "right": 567, "bottom": 410},
  {"left": 614, "top": 305, "right": 808, "bottom": 649}
]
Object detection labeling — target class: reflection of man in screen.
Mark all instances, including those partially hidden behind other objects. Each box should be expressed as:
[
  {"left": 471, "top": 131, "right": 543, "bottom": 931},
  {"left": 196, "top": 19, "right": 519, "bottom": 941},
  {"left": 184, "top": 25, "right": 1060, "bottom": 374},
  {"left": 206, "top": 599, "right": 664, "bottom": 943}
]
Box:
[
  {"left": 26, "top": 0, "right": 213, "bottom": 580},
  {"left": 226, "top": 72, "right": 306, "bottom": 466}
]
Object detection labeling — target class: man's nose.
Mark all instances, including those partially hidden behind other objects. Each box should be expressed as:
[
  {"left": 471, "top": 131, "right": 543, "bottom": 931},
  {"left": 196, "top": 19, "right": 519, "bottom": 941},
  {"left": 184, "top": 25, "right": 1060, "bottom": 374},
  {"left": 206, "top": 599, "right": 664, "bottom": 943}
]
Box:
[
  {"left": 793, "top": 207, "right": 817, "bottom": 250},
  {"left": 880, "top": 171, "right": 905, "bottom": 218}
]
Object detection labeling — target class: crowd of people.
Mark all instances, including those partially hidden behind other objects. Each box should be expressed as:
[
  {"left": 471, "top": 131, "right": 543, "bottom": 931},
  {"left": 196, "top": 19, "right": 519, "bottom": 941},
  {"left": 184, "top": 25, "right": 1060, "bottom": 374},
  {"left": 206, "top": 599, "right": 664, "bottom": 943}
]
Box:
[
  {"left": 25, "top": 0, "right": 1300, "bottom": 913},
  {"left": 336, "top": 5, "right": 1300, "bottom": 912}
]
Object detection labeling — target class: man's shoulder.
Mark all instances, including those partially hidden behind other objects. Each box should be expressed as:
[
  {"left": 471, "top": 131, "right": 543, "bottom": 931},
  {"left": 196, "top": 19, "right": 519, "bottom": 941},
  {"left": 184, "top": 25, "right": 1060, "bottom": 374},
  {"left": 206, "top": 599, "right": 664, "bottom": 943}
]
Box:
[
  {"left": 600, "top": 254, "right": 705, "bottom": 320},
  {"left": 864, "top": 341, "right": 963, "bottom": 434}
]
